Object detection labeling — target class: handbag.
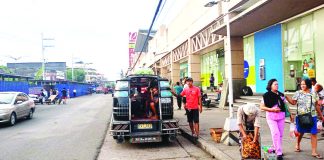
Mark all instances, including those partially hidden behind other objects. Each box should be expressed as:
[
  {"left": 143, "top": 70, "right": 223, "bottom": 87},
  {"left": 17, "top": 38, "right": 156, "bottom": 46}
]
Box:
[
  {"left": 278, "top": 96, "right": 290, "bottom": 117},
  {"left": 297, "top": 95, "right": 314, "bottom": 129}
]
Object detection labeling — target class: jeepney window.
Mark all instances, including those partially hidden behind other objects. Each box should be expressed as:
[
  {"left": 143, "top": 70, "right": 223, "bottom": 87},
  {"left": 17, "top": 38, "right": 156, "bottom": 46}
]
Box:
[
  {"left": 161, "top": 90, "right": 172, "bottom": 97},
  {"left": 115, "top": 81, "right": 129, "bottom": 90},
  {"left": 159, "top": 81, "right": 170, "bottom": 88},
  {"left": 114, "top": 91, "right": 128, "bottom": 97}
]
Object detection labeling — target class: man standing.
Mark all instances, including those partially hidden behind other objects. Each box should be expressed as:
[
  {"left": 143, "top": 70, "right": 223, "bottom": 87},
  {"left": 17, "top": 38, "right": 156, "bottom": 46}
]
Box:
[
  {"left": 180, "top": 77, "right": 202, "bottom": 138},
  {"left": 173, "top": 82, "right": 183, "bottom": 110}
]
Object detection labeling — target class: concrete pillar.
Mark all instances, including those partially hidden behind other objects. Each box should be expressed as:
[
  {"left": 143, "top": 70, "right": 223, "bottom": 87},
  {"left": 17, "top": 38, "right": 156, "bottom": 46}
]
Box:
[
  {"left": 188, "top": 54, "right": 201, "bottom": 87},
  {"left": 223, "top": 37, "right": 245, "bottom": 99},
  {"left": 171, "top": 62, "right": 180, "bottom": 85},
  {"left": 161, "top": 66, "right": 168, "bottom": 79}
]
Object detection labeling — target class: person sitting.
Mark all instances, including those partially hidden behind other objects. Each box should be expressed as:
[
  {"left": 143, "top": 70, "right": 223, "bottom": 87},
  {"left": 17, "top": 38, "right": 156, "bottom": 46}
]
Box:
[
  {"left": 237, "top": 103, "right": 261, "bottom": 143},
  {"left": 215, "top": 83, "right": 223, "bottom": 101},
  {"left": 130, "top": 86, "right": 146, "bottom": 118},
  {"left": 149, "top": 87, "right": 159, "bottom": 119}
]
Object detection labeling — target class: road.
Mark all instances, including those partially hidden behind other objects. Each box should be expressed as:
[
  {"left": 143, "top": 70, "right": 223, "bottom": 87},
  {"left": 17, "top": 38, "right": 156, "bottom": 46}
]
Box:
[
  {"left": 0, "top": 94, "right": 110, "bottom": 160},
  {"left": 0, "top": 94, "right": 213, "bottom": 160}
]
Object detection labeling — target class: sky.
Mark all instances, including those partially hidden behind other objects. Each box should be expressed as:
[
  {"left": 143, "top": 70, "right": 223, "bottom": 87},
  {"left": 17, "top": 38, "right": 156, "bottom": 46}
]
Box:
[{"left": 0, "top": 0, "right": 188, "bottom": 80}]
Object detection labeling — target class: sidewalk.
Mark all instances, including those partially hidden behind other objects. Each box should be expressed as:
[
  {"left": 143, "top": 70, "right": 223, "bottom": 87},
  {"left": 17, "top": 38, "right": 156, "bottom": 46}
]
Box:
[{"left": 174, "top": 103, "right": 324, "bottom": 160}]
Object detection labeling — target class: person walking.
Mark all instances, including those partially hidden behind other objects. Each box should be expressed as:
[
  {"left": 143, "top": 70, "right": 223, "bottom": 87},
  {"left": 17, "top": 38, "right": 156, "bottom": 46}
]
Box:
[
  {"left": 209, "top": 73, "right": 215, "bottom": 91},
  {"left": 40, "top": 89, "right": 46, "bottom": 105},
  {"left": 311, "top": 78, "right": 318, "bottom": 91},
  {"left": 260, "top": 79, "right": 292, "bottom": 160},
  {"left": 182, "top": 77, "right": 188, "bottom": 115},
  {"left": 73, "top": 89, "right": 77, "bottom": 97},
  {"left": 52, "top": 89, "right": 58, "bottom": 104},
  {"left": 173, "top": 82, "right": 183, "bottom": 110},
  {"left": 180, "top": 77, "right": 202, "bottom": 138},
  {"left": 61, "top": 88, "right": 68, "bottom": 104},
  {"left": 286, "top": 79, "right": 324, "bottom": 159}
]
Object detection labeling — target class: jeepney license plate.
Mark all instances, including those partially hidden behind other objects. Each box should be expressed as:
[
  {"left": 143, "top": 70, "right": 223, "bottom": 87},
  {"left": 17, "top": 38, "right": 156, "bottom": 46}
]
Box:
[{"left": 138, "top": 123, "right": 152, "bottom": 129}]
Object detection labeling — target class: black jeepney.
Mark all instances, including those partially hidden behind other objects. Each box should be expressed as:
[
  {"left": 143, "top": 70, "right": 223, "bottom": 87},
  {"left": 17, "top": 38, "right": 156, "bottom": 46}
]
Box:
[{"left": 109, "top": 74, "right": 179, "bottom": 143}]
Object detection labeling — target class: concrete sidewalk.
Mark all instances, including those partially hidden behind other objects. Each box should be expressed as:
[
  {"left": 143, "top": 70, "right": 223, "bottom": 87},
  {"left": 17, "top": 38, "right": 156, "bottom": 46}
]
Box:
[{"left": 174, "top": 104, "right": 324, "bottom": 160}]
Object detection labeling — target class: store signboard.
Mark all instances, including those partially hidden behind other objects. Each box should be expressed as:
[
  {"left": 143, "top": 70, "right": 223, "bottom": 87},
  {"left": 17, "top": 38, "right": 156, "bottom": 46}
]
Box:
[{"left": 129, "top": 32, "right": 138, "bottom": 67}]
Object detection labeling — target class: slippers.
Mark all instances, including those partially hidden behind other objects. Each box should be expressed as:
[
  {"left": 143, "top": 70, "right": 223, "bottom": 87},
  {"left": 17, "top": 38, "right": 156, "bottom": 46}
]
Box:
[
  {"left": 295, "top": 148, "right": 301, "bottom": 152},
  {"left": 312, "top": 154, "right": 323, "bottom": 159}
]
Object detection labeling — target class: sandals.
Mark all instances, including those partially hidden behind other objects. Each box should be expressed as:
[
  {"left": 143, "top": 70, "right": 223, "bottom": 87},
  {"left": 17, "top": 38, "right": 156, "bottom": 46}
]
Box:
[
  {"left": 312, "top": 154, "right": 323, "bottom": 159},
  {"left": 295, "top": 148, "right": 301, "bottom": 152},
  {"left": 295, "top": 145, "right": 301, "bottom": 152}
]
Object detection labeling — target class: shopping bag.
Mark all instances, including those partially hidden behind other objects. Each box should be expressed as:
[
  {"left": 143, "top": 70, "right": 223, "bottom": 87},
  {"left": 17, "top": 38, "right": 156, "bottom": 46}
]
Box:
[
  {"left": 289, "top": 123, "right": 295, "bottom": 137},
  {"left": 317, "top": 121, "right": 323, "bottom": 130}
]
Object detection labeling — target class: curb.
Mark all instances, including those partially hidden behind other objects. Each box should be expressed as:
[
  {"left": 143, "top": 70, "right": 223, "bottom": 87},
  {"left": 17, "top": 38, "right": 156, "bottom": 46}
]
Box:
[{"left": 179, "top": 127, "right": 233, "bottom": 160}]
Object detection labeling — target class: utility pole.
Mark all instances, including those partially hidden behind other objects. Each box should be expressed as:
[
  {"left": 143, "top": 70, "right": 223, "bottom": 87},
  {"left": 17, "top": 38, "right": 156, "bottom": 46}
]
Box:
[
  {"left": 41, "top": 33, "right": 54, "bottom": 80},
  {"left": 71, "top": 54, "right": 74, "bottom": 81}
]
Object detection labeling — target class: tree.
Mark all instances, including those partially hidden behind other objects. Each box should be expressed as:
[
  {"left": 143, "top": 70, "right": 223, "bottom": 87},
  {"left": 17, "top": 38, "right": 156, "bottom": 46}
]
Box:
[
  {"left": 34, "top": 67, "right": 43, "bottom": 80},
  {"left": 67, "top": 68, "right": 85, "bottom": 82},
  {"left": 0, "top": 65, "right": 14, "bottom": 74}
]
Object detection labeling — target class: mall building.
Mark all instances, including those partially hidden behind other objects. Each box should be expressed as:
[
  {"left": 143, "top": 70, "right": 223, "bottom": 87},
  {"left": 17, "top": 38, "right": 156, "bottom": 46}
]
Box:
[{"left": 130, "top": 0, "right": 324, "bottom": 97}]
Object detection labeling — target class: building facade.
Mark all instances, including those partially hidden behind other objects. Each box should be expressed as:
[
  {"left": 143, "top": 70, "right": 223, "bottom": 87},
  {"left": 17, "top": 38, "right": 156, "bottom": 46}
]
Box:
[
  {"left": 132, "top": 0, "right": 324, "bottom": 96},
  {"left": 7, "top": 62, "right": 67, "bottom": 81}
]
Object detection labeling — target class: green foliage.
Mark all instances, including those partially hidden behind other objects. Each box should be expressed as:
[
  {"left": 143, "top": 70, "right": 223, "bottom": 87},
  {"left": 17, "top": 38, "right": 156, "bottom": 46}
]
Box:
[
  {"left": 0, "top": 65, "right": 14, "bottom": 74},
  {"left": 67, "top": 68, "right": 85, "bottom": 82},
  {"left": 34, "top": 67, "right": 43, "bottom": 80},
  {"left": 105, "top": 81, "right": 116, "bottom": 88},
  {"left": 134, "top": 68, "right": 154, "bottom": 75}
]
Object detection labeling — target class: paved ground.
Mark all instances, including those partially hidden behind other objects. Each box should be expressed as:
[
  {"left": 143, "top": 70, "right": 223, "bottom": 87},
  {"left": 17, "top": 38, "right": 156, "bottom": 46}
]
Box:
[
  {"left": 0, "top": 94, "right": 215, "bottom": 160},
  {"left": 98, "top": 95, "right": 214, "bottom": 160},
  {"left": 174, "top": 102, "right": 324, "bottom": 160},
  {"left": 0, "top": 94, "right": 110, "bottom": 160},
  {"left": 98, "top": 130, "right": 213, "bottom": 160}
]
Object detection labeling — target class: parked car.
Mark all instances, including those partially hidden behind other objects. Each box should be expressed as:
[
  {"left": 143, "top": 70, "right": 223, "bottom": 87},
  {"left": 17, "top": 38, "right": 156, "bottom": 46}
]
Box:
[
  {"left": 0, "top": 92, "right": 36, "bottom": 126},
  {"left": 28, "top": 94, "right": 41, "bottom": 104}
]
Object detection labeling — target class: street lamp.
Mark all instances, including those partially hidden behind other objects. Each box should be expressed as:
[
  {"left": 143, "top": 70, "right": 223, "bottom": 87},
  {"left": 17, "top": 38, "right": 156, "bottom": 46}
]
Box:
[
  {"left": 204, "top": 1, "right": 218, "bottom": 7},
  {"left": 41, "top": 33, "right": 55, "bottom": 80},
  {"left": 205, "top": 0, "right": 238, "bottom": 145},
  {"left": 204, "top": 0, "right": 234, "bottom": 118}
]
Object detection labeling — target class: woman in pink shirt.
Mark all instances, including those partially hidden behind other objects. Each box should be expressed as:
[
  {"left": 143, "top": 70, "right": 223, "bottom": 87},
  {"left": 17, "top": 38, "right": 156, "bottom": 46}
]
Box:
[{"left": 260, "top": 79, "right": 292, "bottom": 160}]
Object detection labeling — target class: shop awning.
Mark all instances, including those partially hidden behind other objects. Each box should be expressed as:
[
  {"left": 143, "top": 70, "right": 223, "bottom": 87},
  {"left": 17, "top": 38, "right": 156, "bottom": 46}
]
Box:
[{"left": 212, "top": 0, "right": 324, "bottom": 36}]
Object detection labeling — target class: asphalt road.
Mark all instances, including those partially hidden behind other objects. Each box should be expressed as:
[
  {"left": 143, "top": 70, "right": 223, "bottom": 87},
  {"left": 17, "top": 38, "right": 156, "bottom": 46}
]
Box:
[
  {"left": 0, "top": 94, "right": 213, "bottom": 160},
  {"left": 0, "top": 94, "right": 110, "bottom": 160}
]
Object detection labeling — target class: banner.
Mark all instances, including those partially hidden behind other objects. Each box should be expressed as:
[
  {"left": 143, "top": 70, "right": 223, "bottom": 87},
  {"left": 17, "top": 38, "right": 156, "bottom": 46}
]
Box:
[{"left": 129, "top": 32, "right": 138, "bottom": 67}]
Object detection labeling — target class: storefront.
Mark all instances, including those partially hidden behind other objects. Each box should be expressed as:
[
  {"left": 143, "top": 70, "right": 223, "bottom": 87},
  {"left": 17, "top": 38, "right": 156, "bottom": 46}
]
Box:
[
  {"left": 243, "top": 35, "right": 256, "bottom": 92},
  {"left": 243, "top": 24, "right": 284, "bottom": 93},
  {"left": 180, "top": 62, "right": 188, "bottom": 80},
  {"left": 200, "top": 49, "right": 224, "bottom": 90},
  {"left": 282, "top": 9, "right": 324, "bottom": 91}
]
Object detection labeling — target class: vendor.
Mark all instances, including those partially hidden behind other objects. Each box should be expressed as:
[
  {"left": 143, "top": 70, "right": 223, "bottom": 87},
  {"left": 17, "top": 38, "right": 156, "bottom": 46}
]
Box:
[{"left": 237, "top": 103, "right": 261, "bottom": 143}]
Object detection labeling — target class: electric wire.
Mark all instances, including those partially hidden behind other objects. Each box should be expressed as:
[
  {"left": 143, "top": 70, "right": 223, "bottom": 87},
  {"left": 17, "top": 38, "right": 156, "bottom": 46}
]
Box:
[{"left": 129, "top": 0, "right": 164, "bottom": 73}]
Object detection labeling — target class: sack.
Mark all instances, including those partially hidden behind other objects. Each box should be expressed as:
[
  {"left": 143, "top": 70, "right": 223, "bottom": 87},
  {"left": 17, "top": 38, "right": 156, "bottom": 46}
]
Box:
[
  {"left": 285, "top": 104, "right": 290, "bottom": 117},
  {"left": 241, "top": 134, "right": 261, "bottom": 159},
  {"left": 297, "top": 112, "right": 314, "bottom": 129}
]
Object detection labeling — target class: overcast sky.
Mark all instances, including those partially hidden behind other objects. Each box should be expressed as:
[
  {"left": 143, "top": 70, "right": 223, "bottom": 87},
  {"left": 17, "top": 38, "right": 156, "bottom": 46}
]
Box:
[{"left": 0, "top": 0, "right": 188, "bottom": 80}]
